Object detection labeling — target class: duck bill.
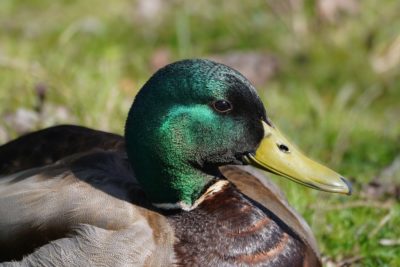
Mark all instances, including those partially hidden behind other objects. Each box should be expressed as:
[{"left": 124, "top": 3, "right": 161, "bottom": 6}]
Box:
[{"left": 244, "top": 121, "right": 352, "bottom": 195}]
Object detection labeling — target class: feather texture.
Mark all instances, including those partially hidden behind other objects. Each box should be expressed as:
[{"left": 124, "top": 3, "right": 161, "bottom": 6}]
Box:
[{"left": 0, "top": 125, "right": 320, "bottom": 266}]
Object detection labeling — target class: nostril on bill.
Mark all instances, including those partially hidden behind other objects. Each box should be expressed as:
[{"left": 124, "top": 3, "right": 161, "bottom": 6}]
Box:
[{"left": 277, "top": 143, "right": 290, "bottom": 153}]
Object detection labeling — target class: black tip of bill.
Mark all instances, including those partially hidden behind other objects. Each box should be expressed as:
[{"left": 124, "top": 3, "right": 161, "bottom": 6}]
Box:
[{"left": 340, "top": 177, "right": 353, "bottom": 196}]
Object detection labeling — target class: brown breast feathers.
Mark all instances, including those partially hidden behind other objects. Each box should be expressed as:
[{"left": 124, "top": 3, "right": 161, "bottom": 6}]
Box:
[{"left": 169, "top": 181, "right": 310, "bottom": 267}]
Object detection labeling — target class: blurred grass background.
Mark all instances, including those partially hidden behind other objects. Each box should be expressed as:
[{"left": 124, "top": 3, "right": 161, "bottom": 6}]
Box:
[{"left": 0, "top": 0, "right": 399, "bottom": 266}]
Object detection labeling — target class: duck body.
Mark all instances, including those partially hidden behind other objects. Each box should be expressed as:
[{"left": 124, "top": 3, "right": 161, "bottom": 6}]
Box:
[
  {"left": 169, "top": 179, "right": 312, "bottom": 267},
  {"left": 0, "top": 125, "right": 319, "bottom": 266},
  {"left": 0, "top": 59, "right": 350, "bottom": 266}
]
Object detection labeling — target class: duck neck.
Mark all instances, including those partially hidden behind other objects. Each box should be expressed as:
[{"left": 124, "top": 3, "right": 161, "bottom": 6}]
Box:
[
  {"left": 154, "top": 165, "right": 216, "bottom": 209},
  {"left": 127, "top": 137, "right": 219, "bottom": 209},
  {"left": 131, "top": 156, "right": 217, "bottom": 208}
]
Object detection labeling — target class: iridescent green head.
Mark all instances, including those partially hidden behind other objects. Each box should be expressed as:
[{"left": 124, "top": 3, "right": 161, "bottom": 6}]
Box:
[
  {"left": 125, "top": 59, "right": 351, "bottom": 209},
  {"left": 125, "top": 59, "right": 265, "bottom": 207}
]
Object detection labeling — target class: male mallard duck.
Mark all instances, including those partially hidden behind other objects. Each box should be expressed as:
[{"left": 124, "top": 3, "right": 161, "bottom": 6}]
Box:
[{"left": 0, "top": 59, "right": 351, "bottom": 266}]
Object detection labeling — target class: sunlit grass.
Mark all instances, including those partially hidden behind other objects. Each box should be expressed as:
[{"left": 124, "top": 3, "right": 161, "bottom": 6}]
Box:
[{"left": 1, "top": 0, "right": 399, "bottom": 265}]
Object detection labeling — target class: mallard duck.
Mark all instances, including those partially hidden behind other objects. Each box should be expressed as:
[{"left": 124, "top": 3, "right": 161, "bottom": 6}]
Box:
[{"left": 0, "top": 59, "right": 351, "bottom": 266}]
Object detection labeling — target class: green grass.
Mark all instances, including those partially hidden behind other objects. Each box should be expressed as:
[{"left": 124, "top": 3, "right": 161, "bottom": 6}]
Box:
[{"left": 1, "top": 0, "right": 400, "bottom": 265}]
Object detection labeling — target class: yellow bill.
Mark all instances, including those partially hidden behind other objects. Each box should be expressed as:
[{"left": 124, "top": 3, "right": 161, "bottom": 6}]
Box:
[{"left": 244, "top": 121, "right": 352, "bottom": 195}]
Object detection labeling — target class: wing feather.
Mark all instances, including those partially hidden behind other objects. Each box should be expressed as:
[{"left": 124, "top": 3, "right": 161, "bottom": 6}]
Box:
[
  {"left": 0, "top": 128, "right": 175, "bottom": 264},
  {"left": 221, "top": 165, "right": 321, "bottom": 267}
]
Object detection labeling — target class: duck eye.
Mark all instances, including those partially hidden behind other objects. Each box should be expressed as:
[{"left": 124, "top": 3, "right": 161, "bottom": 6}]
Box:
[{"left": 213, "top": 100, "right": 232, "bottom": 113}]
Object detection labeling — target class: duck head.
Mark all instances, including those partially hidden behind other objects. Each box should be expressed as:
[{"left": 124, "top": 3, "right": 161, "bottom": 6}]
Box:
[{"left": 125, "top": 59, "right": 351, "bottom": 209}]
